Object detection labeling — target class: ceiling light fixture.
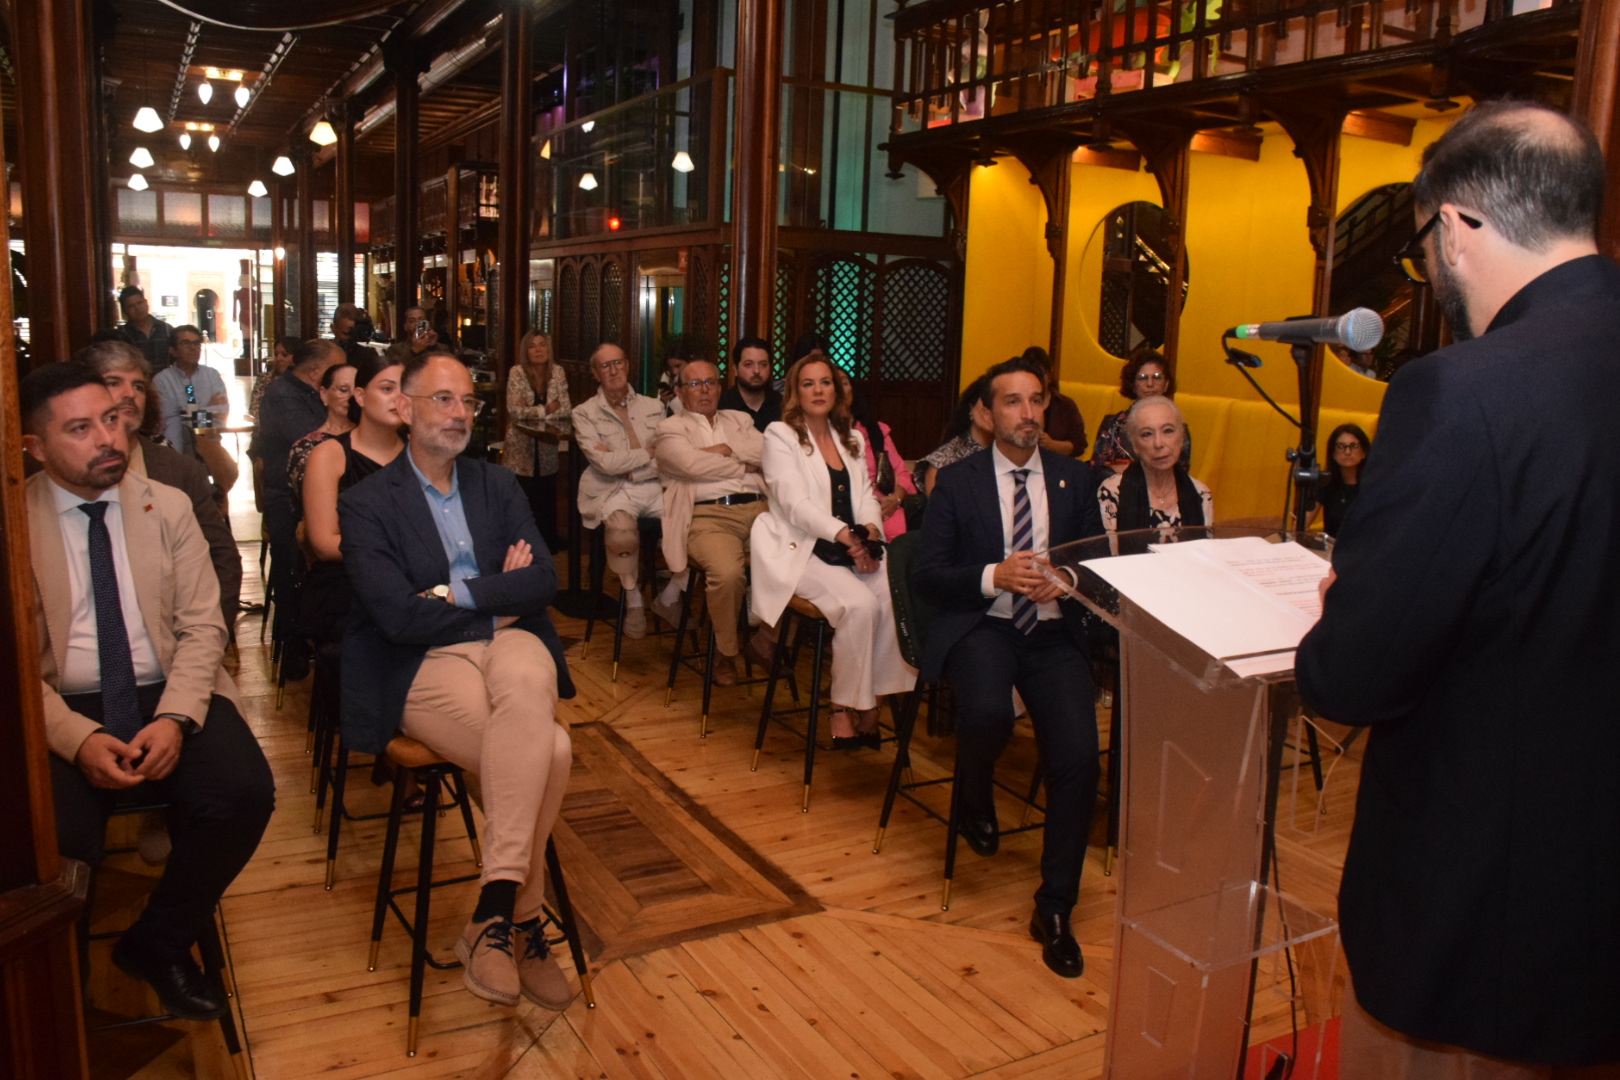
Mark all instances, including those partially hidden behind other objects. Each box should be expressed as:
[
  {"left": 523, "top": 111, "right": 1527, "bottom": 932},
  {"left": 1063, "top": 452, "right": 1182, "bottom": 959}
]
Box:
[
  {"left": 208, "top": 133, "right": 220, "bottom": 152},
  {"left": 133, "top": 106, "right": 164, "bottom": 133},
  {"left": 309, "top": 120, "right": 338, "bottom": 146},
  {"left": 197, "top": 81, "right": 213, "bottom": 104},
  {"left": 671, "top": 151, "right": 695, "bottom": 173},
  {"left": 127, "top": 173, "right": 149, "bottom": 191},
  {"left": 272, "top": 155, "right": 295, "bottom": 176},
  {"left": 179, "top": 132, "right": 191, "bottom": 150},
  {"left": 130, "top": 147, "right": 155, "bottom": 169},
  {"left": 247, "top": 179, "right": 268, "bottom": 198},
  {"left": 235, "top": 85, "right": 251, "bottom": 108},
  {"left": 578, "top": 172, "right": 598, "bottom": 191}
]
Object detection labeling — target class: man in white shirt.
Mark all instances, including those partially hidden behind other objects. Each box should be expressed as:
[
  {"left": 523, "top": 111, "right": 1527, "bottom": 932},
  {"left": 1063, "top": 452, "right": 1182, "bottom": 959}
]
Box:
[
  {"left": 573, "top": 342, "right": 665, "bottom": 637},
  {"left": 20, "top": 363, "right": 273, "bottom": 1022},
  {"left": 651, "top": 360, "right": 768, "bottom": 685}
]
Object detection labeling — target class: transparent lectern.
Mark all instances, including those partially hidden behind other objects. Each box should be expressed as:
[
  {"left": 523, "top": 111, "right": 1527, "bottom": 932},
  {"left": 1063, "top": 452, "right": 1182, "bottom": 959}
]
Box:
[{"left": 1045, "top": 527, "right": 1341, "bottom": 1080}]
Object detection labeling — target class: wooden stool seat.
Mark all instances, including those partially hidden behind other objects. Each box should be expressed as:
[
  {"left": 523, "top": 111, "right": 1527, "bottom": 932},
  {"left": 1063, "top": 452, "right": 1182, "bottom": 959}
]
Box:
[
  {"left": 752, "top": 596, "right": 837, "bottom": 812},
  {"left": 787, "top": 596, "right": 826, "bottom": 620},
  {"left": 386, "top": 735, "right": 450, "bottom": 770}
]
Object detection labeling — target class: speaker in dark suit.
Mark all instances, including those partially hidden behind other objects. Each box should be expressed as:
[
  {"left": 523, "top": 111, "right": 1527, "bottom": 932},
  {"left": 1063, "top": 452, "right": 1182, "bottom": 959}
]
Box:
[{"left": 913, "top": 356, "right": 1105, "bottom": 978}]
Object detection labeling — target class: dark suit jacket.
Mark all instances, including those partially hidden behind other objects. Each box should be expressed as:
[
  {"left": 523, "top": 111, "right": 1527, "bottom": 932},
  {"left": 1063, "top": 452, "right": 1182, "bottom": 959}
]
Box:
[
  {"left": 140, "top": 434, "right": 242, "bottom": 625},
  {"left": 1296, "top": 255, "right": 1620, "bottom": 1065},
  {"left": 912, "top": 447, "right": 1103, "bottom": 682},
  {"left": 338, "top": 451, "right": 575, "bottom": 755}
]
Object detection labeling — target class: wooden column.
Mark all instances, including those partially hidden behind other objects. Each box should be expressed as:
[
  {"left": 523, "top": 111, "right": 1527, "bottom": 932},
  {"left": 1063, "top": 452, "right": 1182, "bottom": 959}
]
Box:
[
  {"left": 0, "top": 92, "right": 92, "bottom": 1076},
  {"left": 498, "top": 0, "right": 534, "bottom": 379},
  {"left": 1573, "top": 0, "right": 1620, "bottom": 259},
  {"left": 730, "top": 0, "right": 783, "bottom": 345},
  {"left": 297, "top": 155, "right": 318, "bottom": 337},
  {"left": 11, "top": 0, "right": 105, "bottom": 362},
  {"left": 335, "top": 103, "right": 357, "bottom": 312},
  {"left": 390, "top": 43, "right": 425, "bottom": 311},
  {"left": 1116, "top": 121, "right": 1193, "bottom": 374},
  {"left": 271, "top": 183, "right": 288, "bottom": 341}
]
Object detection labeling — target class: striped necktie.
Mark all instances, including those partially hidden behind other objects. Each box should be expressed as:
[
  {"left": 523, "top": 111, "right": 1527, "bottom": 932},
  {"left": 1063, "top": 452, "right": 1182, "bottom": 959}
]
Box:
[
  {"left": 79, "top": 502, "right": 143, "bottom": 742},
  {"left": 1010, "top": 469, "right": 1038, "bottom": 634}
]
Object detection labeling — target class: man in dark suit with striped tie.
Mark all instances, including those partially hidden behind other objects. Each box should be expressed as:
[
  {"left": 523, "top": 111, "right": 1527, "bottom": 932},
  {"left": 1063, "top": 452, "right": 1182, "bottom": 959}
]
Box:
[{"left": 914, "top": 354, "right": 1105, "bottom": 978}]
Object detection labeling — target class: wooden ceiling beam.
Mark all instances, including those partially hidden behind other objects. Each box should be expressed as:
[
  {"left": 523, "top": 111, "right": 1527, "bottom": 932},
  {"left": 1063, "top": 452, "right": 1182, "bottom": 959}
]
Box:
[{"left": 1341, "top": 109, "right": 1416, "bottom": 145}]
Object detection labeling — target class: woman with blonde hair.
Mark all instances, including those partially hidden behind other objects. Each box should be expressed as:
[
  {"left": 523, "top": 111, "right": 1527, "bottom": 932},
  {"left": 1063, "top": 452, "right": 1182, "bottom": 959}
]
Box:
[
  {"left": 750, "top": 353, "right": 916, "bottom": 748},
  {"left": 504, "top": 329, "right": 572, "bottom": 547}
]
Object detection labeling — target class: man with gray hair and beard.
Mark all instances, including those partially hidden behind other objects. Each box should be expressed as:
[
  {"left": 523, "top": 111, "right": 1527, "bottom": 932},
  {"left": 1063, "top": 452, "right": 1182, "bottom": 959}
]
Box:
[
  {"left": 338, "top": 350, "right": 578, "bottom": 1021},
  {"left": 1298, "top": 102, "right": 1620, "bottom": 1076}
]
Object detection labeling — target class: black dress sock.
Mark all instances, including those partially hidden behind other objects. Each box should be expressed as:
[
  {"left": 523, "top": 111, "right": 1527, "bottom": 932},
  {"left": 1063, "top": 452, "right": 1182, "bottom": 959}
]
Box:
[{"left": 472, "top": 880, "right": 518, "bottom": 923}]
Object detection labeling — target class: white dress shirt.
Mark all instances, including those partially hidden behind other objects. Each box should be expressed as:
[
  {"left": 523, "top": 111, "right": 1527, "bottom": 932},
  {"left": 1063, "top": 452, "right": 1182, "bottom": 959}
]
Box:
[
  {"left": 979, "top": 444, "right": 1061, "bottom": 622},
  {"left": 51, "top": 480, "right": 164, "bottom": 694}
]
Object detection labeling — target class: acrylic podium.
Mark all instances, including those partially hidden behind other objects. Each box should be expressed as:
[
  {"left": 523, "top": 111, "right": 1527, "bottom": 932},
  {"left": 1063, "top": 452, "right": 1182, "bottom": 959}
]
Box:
[{"left": 1044, "top": 527, "right": 1341, "bottom": 1080}]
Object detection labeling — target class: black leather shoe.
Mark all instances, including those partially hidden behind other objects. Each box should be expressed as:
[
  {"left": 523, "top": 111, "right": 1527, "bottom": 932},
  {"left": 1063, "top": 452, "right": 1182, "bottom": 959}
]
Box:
[
  {"left": 1029, "top": 910, "right": 1084, "bottom": 979},
  {"left": 112, "top": 938, "right": 227, "bottom": 1020},
  {"left": 960, "top": 814, "right": 999, "bottom": 857},
  {"left": 831, "top": 735, "right": 863, "bottom": 751}
]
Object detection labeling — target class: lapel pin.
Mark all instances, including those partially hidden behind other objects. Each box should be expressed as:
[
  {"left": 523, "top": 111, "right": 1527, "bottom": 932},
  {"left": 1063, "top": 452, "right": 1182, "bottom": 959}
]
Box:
[
  {"left": 144, "top": 504, "right": 154, "bottom": 512},
  {"left": 1059, "top": 480, "right": 1067, "bottom": 489}
]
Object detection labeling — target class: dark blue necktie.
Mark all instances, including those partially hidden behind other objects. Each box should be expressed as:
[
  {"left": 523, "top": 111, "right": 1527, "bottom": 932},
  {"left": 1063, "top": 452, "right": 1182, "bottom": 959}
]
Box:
[
  {"left": 79, "top": 502, "right": 142, "bottom": 741},
  {"left": 1010, "top": 469, "right": 1037, "bottom": 634}
]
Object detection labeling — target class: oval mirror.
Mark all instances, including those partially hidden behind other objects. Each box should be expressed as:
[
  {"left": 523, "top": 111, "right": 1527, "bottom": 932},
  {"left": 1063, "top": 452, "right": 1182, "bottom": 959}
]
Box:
[
  {"left": 1079, "top": 201, "right": 1190, "bottom": 359},
  {"left": 1329, "top": 182, "right": 1435, "bottom": 380}
]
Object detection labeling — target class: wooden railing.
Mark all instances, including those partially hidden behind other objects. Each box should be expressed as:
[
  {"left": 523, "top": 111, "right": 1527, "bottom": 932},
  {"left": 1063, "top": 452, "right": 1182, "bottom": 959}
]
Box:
[{"left": 889, "top": 0, "right": 1577, "bottom": 135}]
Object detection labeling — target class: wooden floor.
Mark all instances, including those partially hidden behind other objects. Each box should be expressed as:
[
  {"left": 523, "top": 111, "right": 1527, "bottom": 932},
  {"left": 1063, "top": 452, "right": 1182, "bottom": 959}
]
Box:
[{"left": 88, "top": 408, "right": 1361, "bottom": 1080}]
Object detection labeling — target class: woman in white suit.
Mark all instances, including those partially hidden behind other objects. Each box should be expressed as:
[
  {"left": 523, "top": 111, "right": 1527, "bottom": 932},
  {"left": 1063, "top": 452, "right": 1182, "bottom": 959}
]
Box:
[{"left": 751, "top": 353, "right": 916, "bottom": 748}]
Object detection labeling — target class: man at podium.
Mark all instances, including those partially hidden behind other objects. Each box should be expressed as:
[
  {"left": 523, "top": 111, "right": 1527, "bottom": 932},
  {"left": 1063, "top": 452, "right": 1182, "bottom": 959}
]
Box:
[
  {"left": 915, "top": 354, "right": 1105, "bottom": 979},
  {"left": 1297, "top": 103, "right": 1620, "bottom": 1077}
]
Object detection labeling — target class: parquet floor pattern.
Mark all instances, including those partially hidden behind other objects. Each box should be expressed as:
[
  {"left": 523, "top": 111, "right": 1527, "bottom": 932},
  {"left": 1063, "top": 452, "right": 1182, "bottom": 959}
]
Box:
[{"left": 97, "top": 541, "right": 1361, "bottom": 1080}]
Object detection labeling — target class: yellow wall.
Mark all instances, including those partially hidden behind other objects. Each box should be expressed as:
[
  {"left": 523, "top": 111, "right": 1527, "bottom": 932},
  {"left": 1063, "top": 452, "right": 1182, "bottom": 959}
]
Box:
[{"left": 959, "top": 162, "right": 1055, "bottom": 376}]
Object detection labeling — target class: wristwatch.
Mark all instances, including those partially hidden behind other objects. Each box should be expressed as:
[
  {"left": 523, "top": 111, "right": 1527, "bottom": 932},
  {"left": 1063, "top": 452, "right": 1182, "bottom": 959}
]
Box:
[
  {"left": 431, "top": 584, "right": 451, "bottom": 600},
  {"left": 157, "top": 713, "right": 201, "bottom": 736}
]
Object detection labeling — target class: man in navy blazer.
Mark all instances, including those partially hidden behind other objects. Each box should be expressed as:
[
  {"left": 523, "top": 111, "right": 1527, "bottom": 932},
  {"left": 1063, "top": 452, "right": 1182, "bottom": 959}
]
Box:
[
  {"left": 340, "top": 351, "right": 577, "bottom": 1012},
  {"left": 914, "top": 354, "right": 1104, "bottom": 978}
]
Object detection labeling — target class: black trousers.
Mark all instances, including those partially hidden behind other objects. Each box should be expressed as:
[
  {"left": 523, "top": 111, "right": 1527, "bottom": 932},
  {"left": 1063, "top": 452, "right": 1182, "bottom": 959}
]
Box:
[
  {"left": 947, "top": 617, "right": 1100, "bottom": 917},
  {"left": 53, "top": 685, "right": 276, "bottom": 958}
]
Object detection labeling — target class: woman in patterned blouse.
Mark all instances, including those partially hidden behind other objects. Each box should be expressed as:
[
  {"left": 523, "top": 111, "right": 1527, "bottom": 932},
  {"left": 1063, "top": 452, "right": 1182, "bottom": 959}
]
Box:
[
  {"left": 1098, "top": 396, "right": 1212, "bottom": 537},
  {"left": 504, "top": 329, "right": 573, "bottom": 548}
]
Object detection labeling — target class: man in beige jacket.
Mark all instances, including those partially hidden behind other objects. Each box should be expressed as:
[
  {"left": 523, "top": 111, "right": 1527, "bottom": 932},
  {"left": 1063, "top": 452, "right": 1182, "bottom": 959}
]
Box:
[
  {"left": 651, "top": 360, "right": 767, "bottom": 685},
  {"left": 22, "top": 364, "right": 274, "bottom": 1022}
]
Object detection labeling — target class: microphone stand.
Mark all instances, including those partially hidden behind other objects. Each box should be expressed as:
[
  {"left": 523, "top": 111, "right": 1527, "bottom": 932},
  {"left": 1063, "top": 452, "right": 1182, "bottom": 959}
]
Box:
[{"left": 1222, "top": 334, "right": 1319, "bottom": 537}]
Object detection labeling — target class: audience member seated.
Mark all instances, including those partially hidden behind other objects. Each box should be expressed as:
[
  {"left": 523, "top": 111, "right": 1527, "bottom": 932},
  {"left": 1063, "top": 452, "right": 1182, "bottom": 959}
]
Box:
[
  {"left": 913, "top": 374, "right": 993, "bottom": 496},
  {"left": 1022, "top": 346, "right": 1087, "bottom": 457},
  {"left": 912, "top": 354, "right": 1103, "bottom": 980},
  {"left": 751, "top": 353, "right": 916, "bottom": 748},
  {"left": 118, "top": 286, "right": 174, "bottom": 375},
  {"left": 21, "top": 364, "right": 274, "bottom": 1021},
  {"left": 1098, "top": 396, "right": 1213, "bottom": 538},
  {"left": 504, "top": 329, "right": 572, "bottom": 550},
  {"left": 76, "top": 340, "right": 242, "bottom": 628},
  {"left": 573, "top": 342, "right": 665, "bottom": 638},
  {"left": 287, "top": 360, "right": 358, "bottom": 527},
  {"left": 299, "top": 353, "right": 405, "bottom": 644},
  {"left": 655, "top": 348, "right": 687, "bottom": 416},
  {"left": 1315, "top": 423, "right": 1371, "bottom": 538},
  {"left": 718, "top": 336, "right": 783, "bottom": 432},
  {"left": 249, "top": 336, "right": 299, "bottom": 422},
  {"left": 153, "top": 325, "right": 239, "bottom": 503},
  {"left": 253, "top": 338, "right": 346, "bottom": 679},
  {"left": 339, "top": 352, "right": 576, "bottom": 1010},
  {"left": 1091, "top": 346, "right": 1191, "bottom": 475},
  {"left": 850, "top": 387, "right": 918, "bottom": 540},
  {"left": 651, "top": 359, "right": 768, "bottom": 685}
]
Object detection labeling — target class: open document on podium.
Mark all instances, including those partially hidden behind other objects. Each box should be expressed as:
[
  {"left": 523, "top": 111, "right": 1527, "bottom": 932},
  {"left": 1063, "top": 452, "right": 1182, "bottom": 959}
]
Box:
[{"left": 1077, "top": 535, "right": 1331, "bottom": 678}]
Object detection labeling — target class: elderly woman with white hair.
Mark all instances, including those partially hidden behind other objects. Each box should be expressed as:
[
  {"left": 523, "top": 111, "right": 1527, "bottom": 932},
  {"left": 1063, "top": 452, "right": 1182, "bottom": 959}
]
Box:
[{"left": 1097, "top": 395, "right": 1212, "bottom": 533}]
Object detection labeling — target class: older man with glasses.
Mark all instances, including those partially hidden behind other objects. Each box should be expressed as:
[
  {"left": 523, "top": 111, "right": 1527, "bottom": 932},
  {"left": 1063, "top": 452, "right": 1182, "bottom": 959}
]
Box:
[
  {"left": 572, "top": 342, "right": 665, "bottom": 638},
  {"left": 650, "top": 360, "right": 770, "bottom": 684}
]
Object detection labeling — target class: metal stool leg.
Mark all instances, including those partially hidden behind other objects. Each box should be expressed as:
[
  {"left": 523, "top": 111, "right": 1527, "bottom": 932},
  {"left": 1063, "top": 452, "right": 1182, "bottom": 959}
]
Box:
[
  {"left": 405, "top": 768, "right": 442, "bottom": 1058},
  {"left": 801, "top": 618, "right": 826, "bottom": 813},
  {"left": 874, "top": 686, "right": 925, "bottom": 852},
  {"left": 752, "top": 610, "right": 794, "bottom": 770},
  {"left": 324, "top": 741, "right": 351, "bottom": 889},
  {"left": 367, "top": 772, "right": 410, "bottom": 968},
  {"left": 543, "top": 838, "right": 596, "bottom": 1008},
  {"left": 942, "top": 760, "right": 964, "bottom": 911}
]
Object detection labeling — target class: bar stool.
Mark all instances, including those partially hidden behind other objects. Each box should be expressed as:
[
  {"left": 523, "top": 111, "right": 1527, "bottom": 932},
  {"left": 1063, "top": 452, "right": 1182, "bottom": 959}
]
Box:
[
  {"left": 88, "top": 796, "right": 249, "bottom": 1079},
  {"left": 665, "top": 568, "right": 791, "bottom": 737},
  {"left": 751, "top": 596, "right": 838, "bottom": 812},
  {"left": 582, "top": 517, "right": 665, "bottom": 680},
  {"left": 367, "top": 736, "right": 594, "bottom": 1056}
]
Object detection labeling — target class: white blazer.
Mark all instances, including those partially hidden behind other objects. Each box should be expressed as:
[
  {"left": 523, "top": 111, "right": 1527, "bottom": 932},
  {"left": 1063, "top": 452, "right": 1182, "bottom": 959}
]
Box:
[{"left": 750, "top": 420, "right": 884, "bottom": 626}]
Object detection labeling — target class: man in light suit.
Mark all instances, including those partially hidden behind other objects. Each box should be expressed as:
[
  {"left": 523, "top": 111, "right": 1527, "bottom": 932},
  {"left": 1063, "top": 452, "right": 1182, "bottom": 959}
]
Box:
[
  {"left": 1298, "top": 103, "right": 1620, "bottom": 1075},
  {"left": 914, "top": 354, "right": 1104, "bottom": 979},
  {"left": 573, "top": 341, "right": 665, "bottom": 637},
  {"left": 340, "top": 351, "right": 576, "bottom": 1011},
  {"left": 22, "top": 364, "right": 274, "bottom": 1021},
  {"left": 651, "top": 359, "right": 768, "bottom": 685}
]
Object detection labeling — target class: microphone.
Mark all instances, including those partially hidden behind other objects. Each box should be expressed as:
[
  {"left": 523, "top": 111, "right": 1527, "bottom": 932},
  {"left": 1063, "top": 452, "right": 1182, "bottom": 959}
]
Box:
[{"left": 1227, "top": 308, "right": 1384, "bottom": 352}]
